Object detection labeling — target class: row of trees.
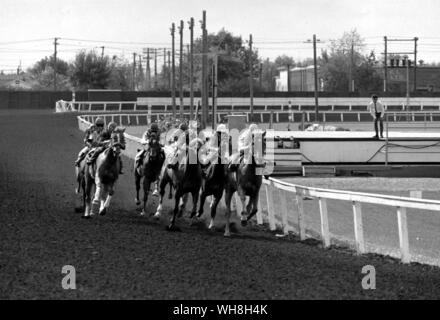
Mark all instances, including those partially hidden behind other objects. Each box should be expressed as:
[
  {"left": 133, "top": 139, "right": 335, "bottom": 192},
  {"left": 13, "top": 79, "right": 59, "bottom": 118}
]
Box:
[{"left": 23, "top": 29, "right": 390, "bottom": 94}]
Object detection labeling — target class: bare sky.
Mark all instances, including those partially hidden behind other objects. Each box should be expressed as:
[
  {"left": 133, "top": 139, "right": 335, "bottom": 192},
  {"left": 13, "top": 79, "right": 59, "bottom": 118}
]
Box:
[{"left": 0, "top": 0, "right": 439, "bottom": 71}]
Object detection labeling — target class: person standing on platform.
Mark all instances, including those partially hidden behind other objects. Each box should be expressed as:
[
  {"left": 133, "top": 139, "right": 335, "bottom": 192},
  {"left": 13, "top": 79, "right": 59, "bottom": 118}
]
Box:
[{"left": 368, "top": 94, "right": 385, "bottom": 139}]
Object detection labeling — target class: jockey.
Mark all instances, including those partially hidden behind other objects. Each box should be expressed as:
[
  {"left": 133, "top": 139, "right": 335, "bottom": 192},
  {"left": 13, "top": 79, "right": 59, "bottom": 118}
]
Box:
[
  {"left": 134, "top": 122, "right": 164, "bottom": 169},
  {"left": 228, "top": 123, "right": 259, "bottom": 171},
  {"left": 86, "top": 121, "right": 124, "bottom": 174},
  {"left": 201, "top": 124, "right": 230, "bottom": 165},
  {"left": 167, "top": 122, "right": 193, "bottom": 168},
  {"left": 74, "top": 117, "right": 105, "bottom": 167}
]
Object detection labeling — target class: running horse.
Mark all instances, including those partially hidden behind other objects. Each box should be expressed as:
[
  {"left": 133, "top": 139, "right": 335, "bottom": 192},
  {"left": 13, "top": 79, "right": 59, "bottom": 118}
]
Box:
[
  {"left": 82, "top": 128, "right": 125, "bottom": 218},
  {"left": 197, "top": 130, "right": 229, "bottom": 230},
  {"left": 155, "top": 132, "right": 204, "bottom": 230},
  {"left": 223, "top": 131, "right": 267, "bottom": 237},
  {"left": 134, "top": 132, "right": 165, "bottom": 216}
]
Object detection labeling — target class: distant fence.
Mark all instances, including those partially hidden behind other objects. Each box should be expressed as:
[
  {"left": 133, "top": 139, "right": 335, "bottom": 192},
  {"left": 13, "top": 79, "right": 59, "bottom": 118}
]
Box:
[{"left": 260, "top": 177, "right": 440, "bottom": 266}]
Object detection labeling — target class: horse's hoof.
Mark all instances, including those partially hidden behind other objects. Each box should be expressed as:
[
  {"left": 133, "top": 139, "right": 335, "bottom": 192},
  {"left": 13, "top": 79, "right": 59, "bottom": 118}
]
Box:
[
  {"left": 166, "top": 225, "right": 181, "bottom": 232},
  {"left": 99, "top": 208, "right": 107, "bottom": 216},
  {"left": 135, "top": 199, "right": 141, "bottom": 206},
  {"left": 140, "top": 210, "right": 146, "bottom": 217},
  {"left": 154, "top": 212, "right": 161, "bottom": 219},
  {"left": 241, "top": 220, "right": 248, "bottom": 227},
  {"left": 81, "top": 215, "right": 91, "bottom": 220}
]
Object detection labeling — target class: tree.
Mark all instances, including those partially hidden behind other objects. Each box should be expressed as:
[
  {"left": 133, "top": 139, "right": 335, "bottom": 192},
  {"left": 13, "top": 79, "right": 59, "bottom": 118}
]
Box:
[
  {"left": 319, "top": 29, "right": 367, "bottom": 92},
  {"left": 27, "top": 56, "right": 71, "bottom": 90},
  {"left": 70, "top": 50, "right": 113, "bottom": 90}
]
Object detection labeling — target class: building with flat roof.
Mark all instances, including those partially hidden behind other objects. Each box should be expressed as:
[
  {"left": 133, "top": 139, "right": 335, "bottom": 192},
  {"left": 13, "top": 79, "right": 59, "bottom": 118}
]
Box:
[{"left": 275, "top": 66, "right": 323, "bottom": 92}]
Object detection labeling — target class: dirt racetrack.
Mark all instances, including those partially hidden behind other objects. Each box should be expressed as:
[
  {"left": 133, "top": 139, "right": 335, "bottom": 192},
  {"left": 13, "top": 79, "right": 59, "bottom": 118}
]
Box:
[{"left": 1, "top": 109, "right": 440, "bottom": 300}]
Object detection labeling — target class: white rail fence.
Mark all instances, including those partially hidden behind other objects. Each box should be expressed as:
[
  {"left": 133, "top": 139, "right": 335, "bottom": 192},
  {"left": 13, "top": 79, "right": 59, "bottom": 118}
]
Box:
[
  {"left": 63, "top": 97, "right": 440, "bottom": 113},
  {"left": 259, "top": 177, "right": 440, "bottom": 265}
]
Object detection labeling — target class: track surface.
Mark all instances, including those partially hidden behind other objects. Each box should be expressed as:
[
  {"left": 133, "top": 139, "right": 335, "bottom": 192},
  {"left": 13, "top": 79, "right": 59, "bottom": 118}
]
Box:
[{"left": 1, "top": 110, "right": 440, "bottom": 299}]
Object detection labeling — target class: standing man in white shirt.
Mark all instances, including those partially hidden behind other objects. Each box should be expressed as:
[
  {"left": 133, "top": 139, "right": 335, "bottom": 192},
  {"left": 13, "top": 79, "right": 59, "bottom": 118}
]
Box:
[{"left": 368, "top": 94, "right": 385, "bottom": 139}]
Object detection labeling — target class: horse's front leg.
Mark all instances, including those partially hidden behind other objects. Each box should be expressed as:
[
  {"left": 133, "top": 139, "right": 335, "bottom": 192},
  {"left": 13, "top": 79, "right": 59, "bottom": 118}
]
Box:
[
  {"left": 179, "top": 193, "right": 188, "bottom": 217},
  {"left": 155, "top": 175, "right": 167, "bottom": 217},
  {"left": 237, "top": 187, "right": 248, "bottom": 226},
  {"left": 196, "top": 190, "right": 206, "bottom": 219},
  {"left": 208, "top": 191, "right": 222, "bottom": 229},
  {"left": 223, "top": 190, "right": 233, "bottom": 237},
  {"left": 100, "top": 185, "right": 114, "bottom": 216},
  {"left": 135, "top": 170, "right": 141, "bottom": 206},
  {"left": 167, "top": 190, "right": 182, "bottom": 231},
  {"left": 83, "top": 177, "right": 93, "bottom": 218},
  {"left": 141, "top": 179, "right": 151, "bottom": 216},
  {"left": 190, "top": 189, "right": 200, "bottom": 219},
  {"left": 91, "top": 175, "right": 103, "bottom": 216},
  {"left": 246, "top": 191, "right": 260, "bottom": 223}
]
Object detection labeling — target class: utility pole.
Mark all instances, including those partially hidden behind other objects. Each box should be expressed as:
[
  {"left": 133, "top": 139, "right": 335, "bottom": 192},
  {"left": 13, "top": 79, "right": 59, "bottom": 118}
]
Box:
[
  {"left": 286, "top": 63, "right": 291, "bottom": 92},
  {"left": 404, "top": 55, "right": 410, "bottom": 113},
  {"left": 188, "top": 17, "right": 194, "bottom": 120},
  {"left": 154, "top": 48, "right": 158, "bottom": 89},
  {"left": 384, "top": 36, "right": 388, "bottom": 92},
  {"left": 163, "top": 48, "right": 167, "bottom": 86},
  {"left": 132, "top": 52, "right": 137, "bottom": 91},
  {"left": 100, "top": 46, "right": 105, "bottom": 59},
  {"left": 179, "top": 20, "right": 184, "bottom": 118},
  {"left": 212, "top": 54, "right": 218, "bottom": 130},
  {"left": 146, "top": 48, "right": 151, "bottom": 89},
  {"left": 349, "top": 41, "right": 354, "bottom": 92},
  {"left": 312, "top": 35, "right": 319, "bottom": 121},
  {"left": 414, "top": 37, "right": 418, "bottom": 92},
  {"left": 171, "top": 23, "right": 176, "bottom": 118},
  {"left": 249, "top": 34, "right": 254, "bottom": 122},
  {"left": 53, "top": 37, "right": 58, "bottom": 91},
  {"left": 201, "top": 10, "right": 208, "bottom": 128},
  {"left": 167, "top": 50, "right": 171, "bottom": 90},
  {"left": 259, "top": 63, "right": 263, "bottom": 88}
]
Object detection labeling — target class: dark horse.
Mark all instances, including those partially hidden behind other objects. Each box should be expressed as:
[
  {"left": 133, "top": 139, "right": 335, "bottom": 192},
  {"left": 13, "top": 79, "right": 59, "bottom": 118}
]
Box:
[
  {"left": 155, "top": 134, "right": 203, "bottom": 230},
  {"left": 134, "top": 134, "right": 165, "bottom": 216},
  {"left": 197, "top": 131, "right": 229, "bottom": 230},
  {"left": 82, "top": 128, "right": 125, "bottom": 218},
  {"left": 223, "top": 131, "right": 266, "bottom": 237}
]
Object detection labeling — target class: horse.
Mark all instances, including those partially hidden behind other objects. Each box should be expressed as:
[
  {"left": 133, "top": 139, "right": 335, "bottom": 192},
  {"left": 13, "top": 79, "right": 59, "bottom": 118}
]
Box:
[
  {"left": 155, "top": 134, "right": 204, "bottom": 231},
  {"left": 134, "top": 133, "right": 165, "bottom": 216},
  {"left": 197, "top": 130, "right": 230, "bottom": 230},
  {"left": 223, "top": 131, "right": 267, "bottom": 237},
  {"left": 82, "top": 128, "right": 125, "bottom": 218}
]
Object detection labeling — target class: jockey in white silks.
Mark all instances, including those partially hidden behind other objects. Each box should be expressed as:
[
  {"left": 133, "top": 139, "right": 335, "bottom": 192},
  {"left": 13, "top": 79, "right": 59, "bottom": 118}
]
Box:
[
  {"left": 200, "top": 124, "right": 230, "bottom": 166},
  {"left": 229, "top": 123, "right": 259, "bottom": 171}
]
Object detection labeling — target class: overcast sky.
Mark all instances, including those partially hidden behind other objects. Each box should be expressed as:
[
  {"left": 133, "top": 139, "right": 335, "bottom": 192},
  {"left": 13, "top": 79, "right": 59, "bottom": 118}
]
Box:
[{"left": 0, "top": 0, "right": 439, "bottom": 72}]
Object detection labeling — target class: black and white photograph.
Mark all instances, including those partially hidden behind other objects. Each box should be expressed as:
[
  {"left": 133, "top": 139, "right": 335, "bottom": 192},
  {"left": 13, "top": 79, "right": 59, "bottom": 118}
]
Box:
[{"left": 1, "top": 0, "right": 440, "bottom": 308}]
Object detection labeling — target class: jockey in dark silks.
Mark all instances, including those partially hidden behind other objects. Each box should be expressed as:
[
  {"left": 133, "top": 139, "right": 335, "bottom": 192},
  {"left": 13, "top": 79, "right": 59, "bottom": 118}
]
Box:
[
  {"left": 74, "top": 117, "right": 105, "bottom": 167},
  {"left": 134, "top": 122, "right": 165, "bottom": 168},
  {"left": 134, "top": 122, "right": 165, "bottom": 196},
  {"left": 86, "top": 121, "right": 125, "bottom": 174}
]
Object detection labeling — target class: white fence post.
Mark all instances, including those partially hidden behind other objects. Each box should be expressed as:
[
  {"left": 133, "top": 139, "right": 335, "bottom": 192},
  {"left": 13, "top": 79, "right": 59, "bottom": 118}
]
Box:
[
  {"left": 295, "top": 188, "right": 306, "bottom": 240},
  {"left": 280, "top": 190, "right": 290, "bottom": 235},
  {"left": 397, "top": 206, "right": 410, "bottom": 263},
  {"left": 256, "top": 190, "right": 263, "bottom": 225},
  {"left": 352, "top": 201, "right": 365, "bottom": 254},
  {"left": 319, "top": 197, "right": 330, "bottom": 248},
  {"left": 265, "top": 183, "right": 276, "bottom": 231}
]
